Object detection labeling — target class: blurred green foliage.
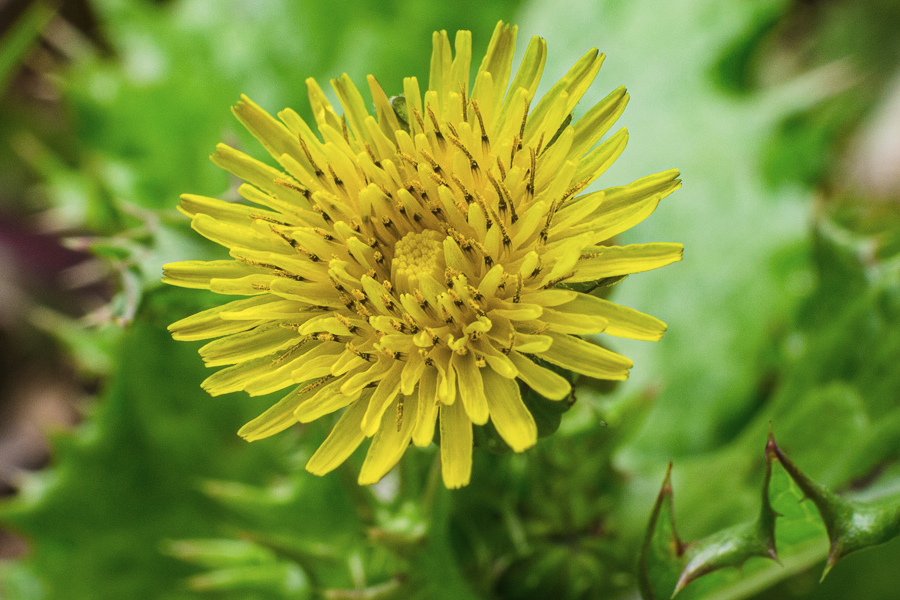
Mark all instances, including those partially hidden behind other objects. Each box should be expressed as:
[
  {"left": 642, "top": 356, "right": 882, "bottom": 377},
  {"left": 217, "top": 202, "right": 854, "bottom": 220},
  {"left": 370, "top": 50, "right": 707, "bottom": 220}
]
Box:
[{"left": 1, "top": 0, "right": 900, "bottom": 598}]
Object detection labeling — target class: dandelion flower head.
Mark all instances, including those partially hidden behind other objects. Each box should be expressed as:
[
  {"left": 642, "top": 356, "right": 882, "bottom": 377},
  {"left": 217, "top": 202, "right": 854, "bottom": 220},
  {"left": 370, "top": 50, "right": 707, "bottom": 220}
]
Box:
[{"left": 163, "top": 22, "right": 683, "bottom": 488}]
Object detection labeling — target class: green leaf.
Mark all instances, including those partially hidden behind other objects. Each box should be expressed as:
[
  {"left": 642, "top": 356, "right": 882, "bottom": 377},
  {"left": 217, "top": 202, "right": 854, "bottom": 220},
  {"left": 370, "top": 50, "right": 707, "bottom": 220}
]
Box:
[
  {"left": 673, "top": 438, "right": 779, "bottom": 595},
  {"left": 0, "top": 288, "right": 297, "bottom": 599},
  {"left": 638, "top": 463, "right": 685, "bottom": 600},
  {"left": 186, "top": 564, "right": 309, "bottom": 595},
  {"left": 163, "top": 539, "right": 278, "bottom": 568},
  {"left": 638, "top": 433, "right": 900, "bottom": 598},
  {"left": 770, "top": 441, "right": 900, "bottom": 578},
  {"left": 0, "top": 561, "right": 45, "bottom": 600},
  {"left": 164, "top": 538, "right": 311, "bottom": 597}
]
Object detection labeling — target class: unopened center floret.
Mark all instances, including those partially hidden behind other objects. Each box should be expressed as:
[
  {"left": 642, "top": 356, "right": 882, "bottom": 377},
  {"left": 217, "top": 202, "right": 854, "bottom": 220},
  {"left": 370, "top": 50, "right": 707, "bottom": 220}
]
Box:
[{"left": 391, "top": 230, "right": 446, "bottom": 294}]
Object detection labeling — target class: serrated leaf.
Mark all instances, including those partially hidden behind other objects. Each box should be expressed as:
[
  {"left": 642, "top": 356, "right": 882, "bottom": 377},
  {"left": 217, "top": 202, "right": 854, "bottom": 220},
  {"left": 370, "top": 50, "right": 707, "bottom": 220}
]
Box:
[
  {"left": 0, "top": 288, "right": 298, "bottom": 599},
  {"left": 638, "top": 463, "right": 685, "bottom": 600},
  {"left": 770, "top": 440, "right": 900, "bottom": 578},
  {"left": 673, "top": 437, "right": 780, "bottom": 594},
  {"left": 639, "top": 433, "right": 900, "bottom": 599}
]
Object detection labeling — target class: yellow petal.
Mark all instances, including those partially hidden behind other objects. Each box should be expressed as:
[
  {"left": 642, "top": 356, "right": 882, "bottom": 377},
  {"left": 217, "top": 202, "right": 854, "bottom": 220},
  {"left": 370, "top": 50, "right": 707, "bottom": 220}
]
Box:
[
  {"left": 330, "top": 351, "right": 368, "bottom": 378},
  {"left": 471, "top": 71, "right": 495, "bottom": 136},
  {"left": 510, "top": 332, "right": 553, "bottom": 354},
  {"left": 453, "top": 351, "right": 489, "bottom": 425},
  {"left": 239, "top": 379, "right": 330, "bottom": 442},
  {"left": 473, "top": 22, "right": 517, "bottom": 116},
  {"left": 440, "top": 400, "right": 472, "bottom": 489},
  {"left": 556, "top": 294, "right": 667, "bottom": 341},
  {"left": 296, "top": 315, "right": 352, "bottom": 337},
  {"left": 483, "top": 367, "right": 537, "bottom": 452},
  {"left": 509, "top": 351, "right": 571, "bottom": 400},
  {"left": 474, "top": 341, "right": 518, "bottom": 379},
  {"left": 519, "top": 289, "right": 578, "bottom": 306},
  {"left": 489, "top": 302, "right": 543, "bottom": 321},
  {"left": 443, "top": 236, "right": 472, "bottom": 276},
  {"left": 361, "top": 361, "right": 404, "bottom": 435},
  {"left": 602, "top": 169, "right": 681, "bottom": 214},
  {"left": 269, "top": 280, "right": 344, "bottom": 308},
  {"left": 507, "top": 34, "right": 546, "bottom": 101},
  {"left": 551, "top": 189, "right": 608, "bottom": 234},
  {"left": 364, "top": 115, "right": 397, "bottom": 160},
  {"left": 190, "top": 213, "right": 290, "bottom": 253},
  {"left": 449, "top": 30, "right": 472, "bottom": 99},
  {"left": 412, "top": 367, "right": 439, "bottom": 447},
  {"left": 231, "top": 95, "right": 305, "bottom": 171},
  {"left": 178, "top": 194, "right": 285, "bottom": 226},
  {"left": 162, "top": 260, "right": 263, "bottom": 290},
  {"left": 575, "top": 169, "right": 682, "bottom": 243},
  {"left": 496, "top": 35, "right": 546, "bottom": 131},
  {"left": 573, "top": 127, "right": 628, "bottom": 184},
  {"left": 288, "top": 344, "right": 349, "bottom": 384},
  {"left": 340, "top": 359, "right": 393, "bottom": 396},
  {"left": 403, "top": 76, "right": 424, "bottom": 137},
  {"left": 535, "top": 132, "right": 575, "bottom": 194},
  {"left": 570, "top": 85, "right": 629, "bottom": 159},
  {"left": 536, "top": 306, "right": 609, "bottom": 335},
  {"left": 570, "top": 243, "right": 684, "bottom": 282},
  {"left": 201, "top": 356, "right": 273, "bottom": 396},
  {"left": 367, "top": 74, "right": 405, "bottom": 140},
  {"left": 430, "top": 30, "right": 452, "bottom": 108},
  {"left": 237, "top": 183, "right": 315, "bottom": 223},
  {"left": 525, "top": 48, "right": 603, "bottom": 141},
  {"left": 209, "top": 274, "right": 277, "bottom": 296},
  {"left": 305, "top": 77, "right": 343, "bottom": 133},
  {"left": 243, "top": 341, "right": 341, "bottom": 396},
  {"left": 537, "top": 331, "right": 632, "bottom": 380},
  {"left": 400, "top": 350, "right": 425, "bottom": 396},
  {"left": 209, "top": 143, "right": 287, "bottom": 199},
  {"left": 477, "top": 264, "right": 505, "bottom": 298},
  {"left": 526, "top": 89, "right": 570, "bottom": 151},
  {"left": 331, "top": 74, "right": 375, "bottom": 148},
  {"left": 199, "top": 323, "right": 298, "bottom": 367},
  {"left": 358, "top": 393, "right": 418, "bottom": 485},
  {"left": 294, "top": 378, "right": 359, "bottom": 423},
  {"left": 167, "top": 297, "right": 270, "bottom": 341},
  {"left": 305, "top": 395, "right": 370, "bottom": 476},
  {"left": 218, "top": 299, "right": 310, "bottom": 321},
  {"left": 433, "top": 348, "right": 457, "bottom": 404},
  {"left": 536, "top": 230, "right": 589, "bottom": 288},
  {"left": 511, "top": 199, "right": 549, "bottom": 248}
]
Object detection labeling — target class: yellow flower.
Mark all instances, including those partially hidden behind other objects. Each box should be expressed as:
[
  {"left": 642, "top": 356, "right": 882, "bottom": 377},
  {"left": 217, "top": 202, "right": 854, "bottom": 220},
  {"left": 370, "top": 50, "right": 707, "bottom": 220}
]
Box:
[{"left": 163, "top": 22, "right": 682, "bottom": 488}]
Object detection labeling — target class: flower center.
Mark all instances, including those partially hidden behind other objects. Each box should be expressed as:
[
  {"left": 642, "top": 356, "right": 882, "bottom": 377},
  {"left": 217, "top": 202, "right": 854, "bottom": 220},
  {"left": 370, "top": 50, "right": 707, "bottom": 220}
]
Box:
[{"left": 391, "top": 230, "right": 446, "bottom": 293}]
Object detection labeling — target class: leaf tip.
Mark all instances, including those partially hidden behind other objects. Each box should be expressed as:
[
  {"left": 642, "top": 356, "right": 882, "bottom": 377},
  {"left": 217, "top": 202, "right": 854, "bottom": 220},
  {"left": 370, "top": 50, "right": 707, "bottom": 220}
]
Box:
[
  {"left": 765, "top": 424, "right": 778, "bottom": 457},
  {"left": 662, "top": 461, "right": 674, "bottom": 490},
  {"left": 672, "top": 575, "right": 689, "bottom": 597},
  {"left": 820, "top": 557, "right": 837, "bottom": 582}
]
